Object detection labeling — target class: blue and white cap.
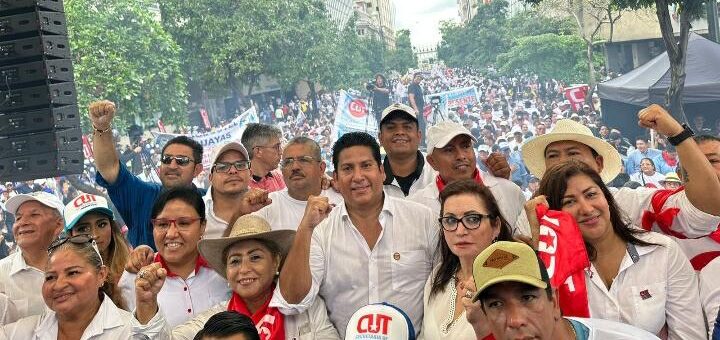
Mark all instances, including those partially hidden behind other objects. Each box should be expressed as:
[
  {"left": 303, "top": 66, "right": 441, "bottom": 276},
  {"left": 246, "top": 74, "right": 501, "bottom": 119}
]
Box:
[
  {"left": 344, "top": 303, "right": 415, "bottom": 340},
  {"left": 63, "top": 193, "right": 114, "bottom": 233}
]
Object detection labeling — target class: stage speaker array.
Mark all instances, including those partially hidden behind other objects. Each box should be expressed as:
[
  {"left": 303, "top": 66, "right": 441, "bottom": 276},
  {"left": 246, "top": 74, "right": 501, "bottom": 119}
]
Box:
[{"left": 0, "top": 0, "right": 83, "bottom": 182}]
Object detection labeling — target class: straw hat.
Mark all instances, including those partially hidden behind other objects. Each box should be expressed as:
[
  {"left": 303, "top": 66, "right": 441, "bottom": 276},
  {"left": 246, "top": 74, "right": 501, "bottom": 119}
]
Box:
[
  {"left": 198, "top": 215, "right": 295, "bottom": 279},
  {"left": 521, "top": 119, "right": 622, "bottom": 183},
  {"left": 659, "top": 172, "right": 682, "bottom": 184}
]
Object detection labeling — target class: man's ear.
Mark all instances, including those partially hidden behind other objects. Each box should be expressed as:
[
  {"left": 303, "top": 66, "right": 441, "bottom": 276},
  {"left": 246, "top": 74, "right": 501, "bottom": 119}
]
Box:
[
  {"left": 193, "top": 163, "right": 203, "bottom": 178},
  {"left": 426, "top": 154, "right": 438, "bottom": 171}
]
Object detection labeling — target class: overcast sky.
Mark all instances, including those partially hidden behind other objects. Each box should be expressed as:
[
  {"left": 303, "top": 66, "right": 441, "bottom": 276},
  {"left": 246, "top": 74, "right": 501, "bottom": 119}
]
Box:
[{"left": 393, "top": 0, "right": 458, "bottom": 49}]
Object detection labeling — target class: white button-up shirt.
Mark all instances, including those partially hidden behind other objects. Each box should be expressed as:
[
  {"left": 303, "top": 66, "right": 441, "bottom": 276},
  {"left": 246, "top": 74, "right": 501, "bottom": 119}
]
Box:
[
  {"left": 409, "top": 171, "right": 526, "bottom": 228},
  {"left": 515, "top": 187, "right": 720, "bottom": 238},
  {"left": 586, "top": 231, "right": 705, "bottom": 340},
  {"left": 271, "top": 195, "right": 438, "bottom": 337},
  {"left": 0, "top": 251, "right": 46, "bottom": 322},
  {"left": 119, "top": 265, "right": 231, "bottom": 328},
  {"left": 0, "top": 294, "right": 142, "bottom": 339},
  {"left": 700, "top": 256, "right": 720, "bottom": 339},
  {"left": 253, "top": 189, "right": 344, "bottom": 231},
  {"left": 202, "top": 186, "right": 229, "bottom": 239}
]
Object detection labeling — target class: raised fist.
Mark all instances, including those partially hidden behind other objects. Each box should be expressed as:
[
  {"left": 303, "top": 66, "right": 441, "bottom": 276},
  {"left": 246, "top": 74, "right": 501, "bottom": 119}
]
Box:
[
  {"left": 88, "top": 100, "right": 116, "bottom": 130},
  {"left": 638, "top": 104, "right": 684, "bottom": 138},
  {"left": 299, "top": 195, "right": 334, "bottom": 231}
]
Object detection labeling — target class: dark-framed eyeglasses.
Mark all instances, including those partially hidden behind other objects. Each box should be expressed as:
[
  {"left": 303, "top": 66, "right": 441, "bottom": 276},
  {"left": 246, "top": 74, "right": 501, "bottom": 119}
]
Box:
[
  {"left": 438, "top": 213, "right": 494, "bottom": 232},
  {"left": 48, "top": 235, "right": 104, "bottom": 266},
  {"left": 213, "top": 161, "right": 250, "bottom": 173},
  {"left": 281, "top": 156, "right": 318, "bottom": 168},
  {"left": 151, "top": 217, "right": 202, "bottom": 231},
  {"left": 161, "top": 155, "right": 195, "bottom": 166}
]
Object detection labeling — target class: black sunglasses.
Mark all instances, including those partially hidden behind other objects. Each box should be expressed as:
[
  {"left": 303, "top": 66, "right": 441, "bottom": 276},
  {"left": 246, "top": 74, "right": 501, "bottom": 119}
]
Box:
[
  {"left": 161, "top": 155, "right": 195, "bottom": 166},
  {"left": 48, "top": 235, "right": 104, "bottom": 265}
]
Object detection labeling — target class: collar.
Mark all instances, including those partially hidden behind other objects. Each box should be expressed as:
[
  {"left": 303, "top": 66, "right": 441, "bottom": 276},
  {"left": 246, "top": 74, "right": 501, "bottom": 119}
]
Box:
[
  {"left": 339, "top": 191, "right": 394, "bottom": 220},
  {"left": 252, "top": 170, "right": 275, "bottom": 182},
  {"left": 36, "top": 294, "right": 125, "bottom": 337},
  {"left": 10, "top": 251, "right": 43, "bottom": 276},
  {"left": 154, "top": 253, "right": 209, "bottom": 278},
  {"left": 435, "top": 168, "right": 484, "bottom": 192},
  {"left": 383, "top": 151, "right": 425, "bottom": 186}
]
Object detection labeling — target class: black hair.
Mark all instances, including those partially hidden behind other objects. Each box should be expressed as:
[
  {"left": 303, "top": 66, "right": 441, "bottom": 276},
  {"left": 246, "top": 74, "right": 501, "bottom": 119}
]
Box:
[
  {"left": 193, "top": 311, "right": 260, "bottom": 340},
  {"left": 695, "top": 134, "right": 720, "bottom": 144},
  {"left": 151, "top": 186, "right": 206, "bottom": 221},
  {"left": 162, "top": 136, "right": 203, "bottom": 165},
  {"left": 332, "top": 132, "right": 382, "bottom": 171},
  {"left": 635, "top": 135, "right": 649, "bottom": 143},
  {"left": 431, "top": 180, "right": 513, "bottom": 297}
]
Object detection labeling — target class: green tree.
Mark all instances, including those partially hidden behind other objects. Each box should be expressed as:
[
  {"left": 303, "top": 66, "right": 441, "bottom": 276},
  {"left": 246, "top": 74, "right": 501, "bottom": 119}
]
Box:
[
  {"left": 387, "top": 29, "right": 418, "bottom": 73},
  {"left": 65, "top": 0, "right": 187, "bottom": 131}
]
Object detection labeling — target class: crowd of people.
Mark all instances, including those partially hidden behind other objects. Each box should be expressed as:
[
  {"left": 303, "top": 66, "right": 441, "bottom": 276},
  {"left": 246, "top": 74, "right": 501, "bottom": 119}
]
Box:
[{"left": 0, "top": 66, "right": 720, "bottom": 339}]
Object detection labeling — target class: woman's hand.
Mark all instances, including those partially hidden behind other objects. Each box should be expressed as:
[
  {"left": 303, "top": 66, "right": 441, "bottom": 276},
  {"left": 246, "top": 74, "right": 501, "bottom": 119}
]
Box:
[
  {"left": 134, "top": 263, "right": 166, "bottom": 324},
  {"left": 125, "top": 245, "right": 154, "bottom": 274},
  {"left": 523, "top": 195, "right": 549, "bottom": 250},
  {"left": 460, "top": 276, "right": 492, "bottom": 339}
]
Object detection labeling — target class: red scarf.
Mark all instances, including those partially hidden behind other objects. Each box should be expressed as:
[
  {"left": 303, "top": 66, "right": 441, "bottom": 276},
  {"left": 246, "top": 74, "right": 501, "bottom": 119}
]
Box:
[
  {"left": 662, "top": 150, "right": 678, "bottom": 167},
  {"left": 435, "top": 168, "right": 484, "bottom": 192},
  {"left": 227, "top": 287, "right": 286, "bottom": 340},
  {"left": 536, "top": 204, "right": 591, "bottom": 317}
]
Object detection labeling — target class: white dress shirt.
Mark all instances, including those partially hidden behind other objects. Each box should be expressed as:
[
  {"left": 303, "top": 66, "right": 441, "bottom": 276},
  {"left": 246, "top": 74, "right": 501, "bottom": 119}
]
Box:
[
  {"left": 271, "top": 194, "right": 438, "bottom": 337},
  {"left": 0, "top": 251, "right": 46, "bottom": 323},
  {"left": 119, "top": 265, "right": 231, "bottom": 328},
  {"left": 0, "top": 294, "right": 142, "bottom": 339},
  {"left": 253, "top": 189, "right": 343, "bottom": 230},
  {"left": 408, "top": 171, "right": 525, "bottom": 228},
  {"left": 515, "top": 187, "right": 720, "bottom": 238},
  {"left": 202, "top": 186, "right": 229, "bottom": 239},
  {"left": 585, "top": 231, "right": 705, "bottom": 340},
  {"left": 700, "top": 256, "right": 720, "bottom": 339},
  {"left": 567, "top": 317, "right": 661, "bottom": 339}
]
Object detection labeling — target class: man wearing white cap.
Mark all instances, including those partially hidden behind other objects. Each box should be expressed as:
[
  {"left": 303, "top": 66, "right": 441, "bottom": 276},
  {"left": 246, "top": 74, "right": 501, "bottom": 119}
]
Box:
[
  {"left": 409, "top": 121, "right": 525, "bottom": 227},
  {"left": 0, "top": 192, "right": 64, "bottom": 322},
  {"left": 518, "top": 104, "right": 720, "bottom": 239}
]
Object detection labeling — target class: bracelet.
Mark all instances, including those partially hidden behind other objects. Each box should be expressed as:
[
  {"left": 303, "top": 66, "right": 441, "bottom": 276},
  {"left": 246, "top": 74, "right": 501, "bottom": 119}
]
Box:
[{"left": 92, "top": 123, "right": 111, "bottom": 136}]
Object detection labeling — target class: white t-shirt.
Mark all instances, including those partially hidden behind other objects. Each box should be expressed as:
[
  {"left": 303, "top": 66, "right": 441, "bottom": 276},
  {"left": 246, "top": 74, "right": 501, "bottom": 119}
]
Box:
[
  {"left": 700, "top": 256, "right": 720, "bottom": 339},
  {"left": 253, "top": 189, "right": 343, "bottom": 230},
  {"left": 630, "top": 171, "right": 665, "bottom": 188}
]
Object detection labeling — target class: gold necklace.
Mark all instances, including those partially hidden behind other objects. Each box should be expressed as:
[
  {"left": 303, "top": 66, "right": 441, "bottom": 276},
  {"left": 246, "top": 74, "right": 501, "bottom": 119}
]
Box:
[{"left": 566, "top": 318, "right": 577, "bottom": 339}]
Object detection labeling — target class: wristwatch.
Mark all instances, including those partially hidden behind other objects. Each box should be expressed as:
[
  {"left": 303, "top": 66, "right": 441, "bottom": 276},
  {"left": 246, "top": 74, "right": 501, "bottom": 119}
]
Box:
[{"left": 667, "top": 124, "right": 694, "bottom": 146}]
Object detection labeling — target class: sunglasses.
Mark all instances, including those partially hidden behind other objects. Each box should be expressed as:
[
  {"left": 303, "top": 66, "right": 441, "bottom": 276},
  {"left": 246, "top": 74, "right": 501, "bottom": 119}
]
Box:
[
  {"left": 161, "top": 155, "right": 195, "bottom": 166},
  {"left": 48, "top": 235, "right": 104, "bottom": 266}
]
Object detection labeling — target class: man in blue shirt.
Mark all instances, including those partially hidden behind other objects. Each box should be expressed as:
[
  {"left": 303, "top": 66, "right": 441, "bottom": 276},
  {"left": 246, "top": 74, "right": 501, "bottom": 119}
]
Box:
[
  {"left": 88, "top": 100, "right": 205, "bottom": 249},
  {"left": 625, "top": 136, "right": 661, "bottom": 175}
]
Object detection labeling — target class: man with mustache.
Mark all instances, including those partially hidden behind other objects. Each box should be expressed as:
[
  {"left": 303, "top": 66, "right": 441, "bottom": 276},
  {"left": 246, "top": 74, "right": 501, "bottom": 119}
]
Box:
[
  {"left": 89, "top": 100, "right": 205, "bottom": 249},
  {"left": 409, "top": 121, "right": 525, "bottom": 227},
  {"left": 253, "top": 137, "right": 342, "bottom": 230}
]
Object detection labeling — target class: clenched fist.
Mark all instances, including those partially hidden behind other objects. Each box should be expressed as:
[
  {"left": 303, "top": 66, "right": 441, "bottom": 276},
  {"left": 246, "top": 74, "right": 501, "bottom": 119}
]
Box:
[
  {"left": 299, "top": 195, "right": 334, "bottom": 231},
  {"left": 88, "top": 100, "right": 116, "bottom": 130},
  {"left": 485, "top": 152, "right": 511, "bottom": 180},
  {"left": 638, "top": 104, "right": 684, "bottom": 138},
  {"left": 240, "top": 188, "right": 272, "bottom": 215}
]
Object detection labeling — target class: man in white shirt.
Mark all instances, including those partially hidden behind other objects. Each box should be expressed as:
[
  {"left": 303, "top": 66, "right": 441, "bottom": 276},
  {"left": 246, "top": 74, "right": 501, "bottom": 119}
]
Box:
[
  {"left": 273, "top": 132, "right": 437, "bottom": 337},
  {"left": 253, "top": 137, "right": 342, "bottom": 230},
  {"left": 0, "top": 192, "right": 64, "bottom": 323},
  {"left": 203, "top": 142, "right": 270, "bottom": 238},
  {"left": 518, "top": 108, "right": 720, "bottom": 238},
  {"left": 409, "top": 121, "right": 525, "bottom": 227}
]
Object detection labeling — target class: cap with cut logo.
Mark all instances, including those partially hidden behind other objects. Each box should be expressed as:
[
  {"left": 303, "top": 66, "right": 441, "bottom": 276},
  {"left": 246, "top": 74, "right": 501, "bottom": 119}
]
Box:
[
  {"left": 5, "top": 191, "right": 64, "bottom": 216},
  {"left": 472, "top": 241, "right": 550, "bottom": 301},
  {"left": 63, "top": 193, "right": 114, "bottom": 233},
  {"left": 380, "top": 103, "right": 418, "bottom": 126},
  {"left": 344, "top": 302, "right": 416, "bottom": 340}
]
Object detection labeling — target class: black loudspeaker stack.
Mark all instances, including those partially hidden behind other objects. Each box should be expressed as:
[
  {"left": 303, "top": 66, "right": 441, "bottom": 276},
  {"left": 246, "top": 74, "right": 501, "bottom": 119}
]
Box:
[{"left": 0, "top": 0, "right": 83, "bottom": 182}]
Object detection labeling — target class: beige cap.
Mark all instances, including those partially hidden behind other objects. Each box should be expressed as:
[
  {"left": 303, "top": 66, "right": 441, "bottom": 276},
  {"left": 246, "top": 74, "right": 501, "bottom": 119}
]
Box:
[
  {"left": 472, "top": 241, "right": 549, "bottom": 301},
  {"left": 426, "top": 121, "right": 477, "bottom": 155}
]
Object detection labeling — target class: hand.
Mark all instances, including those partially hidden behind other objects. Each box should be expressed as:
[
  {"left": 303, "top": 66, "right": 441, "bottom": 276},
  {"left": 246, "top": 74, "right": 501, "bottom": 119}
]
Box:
[
  {"left": 638, "top": 104, "right": 684, "bottom": 137},
  {"left": 485, "top": 152, "right": 511, "bottom": 180},
  {"left": 320, "top": 174, "right": 336, "bottom": 191},
  {"left": 299, "top": 195, "right": 334, "bottom": 231},
  {"left": 240, "top": 188, "right": 272, "bottom": 215},
  {"left": 135, "top": 263, "right": 166, "bottom": 305},
  {"left": 461, "top": 276, "right": 492, "bottom": 339},
  {"left": 88, "top": 100, "right": 116, "bottom": 130},
  {"left": 523, "top": 195, "right": 549, "bottom": 250},
  {"left": 125, "top": 245, "right": 154, "bottom": 274}
]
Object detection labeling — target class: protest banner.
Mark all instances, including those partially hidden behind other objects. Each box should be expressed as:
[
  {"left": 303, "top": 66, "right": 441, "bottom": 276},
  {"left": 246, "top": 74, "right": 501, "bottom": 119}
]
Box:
[
  {"left": 331, "top": 90, "right": 378, "bottom": 143},
  {"left": 424, "top": 86, "right": 479, "bottom": 124}
]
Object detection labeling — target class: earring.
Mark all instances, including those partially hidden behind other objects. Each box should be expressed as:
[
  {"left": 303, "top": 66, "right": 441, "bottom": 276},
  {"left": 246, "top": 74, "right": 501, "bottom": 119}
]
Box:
[
  {"left": 275, "top": 271, "right": 280, "bottom": 276},
  {"left": 492, "top": 237, "right": 498, "bottom": 243}
]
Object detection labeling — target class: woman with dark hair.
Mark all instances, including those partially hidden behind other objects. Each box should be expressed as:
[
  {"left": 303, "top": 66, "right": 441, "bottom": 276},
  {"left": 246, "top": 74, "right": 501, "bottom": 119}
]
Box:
[
  {"left": 62, "top": 193, "right": 130, "bottom": 308},
  {"left": 630, "top": 157, "right": 664, "bottom": 188},
  {"left": 527, "top": 160, "right": 704, "bottom": 339},
  {"left": 0, "top": 235, "right": 138, "bottom": 338},
  {"left": 118, "top": 187, "right": 230, "bottom": 327},
  {"left": 422, "top": 179, "right": 513, "bottom": 339}
]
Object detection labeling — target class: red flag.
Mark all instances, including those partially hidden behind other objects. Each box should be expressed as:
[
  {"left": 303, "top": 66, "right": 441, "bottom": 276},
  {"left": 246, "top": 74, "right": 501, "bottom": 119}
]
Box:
[
  {"left": 536, "top": 204, "right": 591, "bottom": 317},
  {"left": 563, "top": 85, "right": 588, "bottom": 112},
  {"left": 157, "top": 119, "right": 167, "bottom": 133},
  {"left": 82, "top": 135, "right": 93, "bottom": 159},
  {"left": 200, "top": 108, "right": 212, "bottom": 129}
]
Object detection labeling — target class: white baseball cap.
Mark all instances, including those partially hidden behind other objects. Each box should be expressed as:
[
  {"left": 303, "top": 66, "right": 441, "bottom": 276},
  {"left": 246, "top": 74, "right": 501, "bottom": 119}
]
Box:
[
  {"left": 380, "top": 103, "right": 418, "bottom": 125},
  {"left": 5, "top": 191, "right": 64, "bottom": 216},
  {"left": 426, "top": 121, "right": 477, "bottom": 156},
  {"left": 210, "top": 142, "right": 249, "bottom": 165},
  {"left": 344, "top": 303, "right": 415, "bottom": 340},
  {"left": 63, "top": 193, "right": 114, "bottom": 233}
]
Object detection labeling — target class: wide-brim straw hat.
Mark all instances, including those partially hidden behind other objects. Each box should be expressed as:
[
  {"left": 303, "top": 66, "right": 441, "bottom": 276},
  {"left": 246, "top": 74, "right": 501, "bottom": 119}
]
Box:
[
  {"left": 521, "top": 119, "right": 622, "bottom": 183},
  {"left": 198, "top": 215, "right": 295, "bottom": 279}
]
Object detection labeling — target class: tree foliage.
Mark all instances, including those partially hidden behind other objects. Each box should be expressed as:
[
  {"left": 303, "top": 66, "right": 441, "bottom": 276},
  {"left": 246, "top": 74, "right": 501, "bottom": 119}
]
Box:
[
  {"left": 387, "top": 29, "right": 418, "bottom": 74},
  {"left": 65, "top": 0, "right": 187, "bottom": 131}
]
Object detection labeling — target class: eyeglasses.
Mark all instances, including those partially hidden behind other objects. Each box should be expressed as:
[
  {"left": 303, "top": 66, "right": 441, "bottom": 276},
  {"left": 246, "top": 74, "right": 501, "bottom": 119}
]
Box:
[
  {"left": 151, "top": 217, "right": 202, "bottom": 231},
  {"left": 438, "top": 213, "right": 494, "bottom": 232},
  {"left": 213, "top": 161, "right": 250, "bottom": 173},
  {"left": 47, "top": 235, "right": 104, "bottom": 266},
  {"left": 255, "top": 144, "right": 282, "bottom": 153},
  {"left": 281, "top": 156, "right": 318, "bottom": 168},
  {"left": 161, "top": 155, "right": 196, "bottom": 166}
]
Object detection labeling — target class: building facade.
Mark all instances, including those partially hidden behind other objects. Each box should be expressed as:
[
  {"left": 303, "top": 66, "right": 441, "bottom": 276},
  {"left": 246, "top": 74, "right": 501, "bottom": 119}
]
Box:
[
  {"left": 354, "top": 0, "right": 397, "bottom": 49},
  {"left": 324, "top": 0, "right": 355, "bottom": 29}
]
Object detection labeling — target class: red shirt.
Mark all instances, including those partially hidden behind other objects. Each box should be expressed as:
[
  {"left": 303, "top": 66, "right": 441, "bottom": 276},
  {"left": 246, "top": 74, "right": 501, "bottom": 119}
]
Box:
[{"left": 249, "top": 168, "right": 286, "bottom": 193}]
